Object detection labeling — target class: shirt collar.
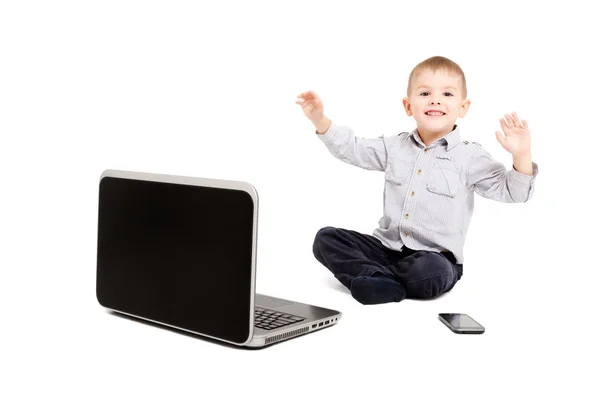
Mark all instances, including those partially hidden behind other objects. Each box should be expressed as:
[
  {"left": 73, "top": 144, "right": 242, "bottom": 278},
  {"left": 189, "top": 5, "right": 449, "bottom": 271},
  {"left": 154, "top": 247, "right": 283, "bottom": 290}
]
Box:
[{"left": 409, "top": 125, "right": 462, "bottom": 151}]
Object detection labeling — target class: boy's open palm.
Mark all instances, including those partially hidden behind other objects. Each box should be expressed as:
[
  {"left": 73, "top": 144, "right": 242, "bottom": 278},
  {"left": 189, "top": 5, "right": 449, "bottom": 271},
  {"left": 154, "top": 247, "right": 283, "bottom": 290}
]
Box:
[
  {"left": 296, "top": 90, "right": 325, "bottom": 123},
  {"left": 496, "top": 112, "right": 531, "bottom": 157}
]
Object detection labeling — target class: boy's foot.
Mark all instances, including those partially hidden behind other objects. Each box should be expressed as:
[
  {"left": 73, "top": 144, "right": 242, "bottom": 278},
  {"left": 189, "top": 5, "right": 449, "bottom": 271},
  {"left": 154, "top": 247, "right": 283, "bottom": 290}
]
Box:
[{"left": 350, "top": 275, "right": 407, "bottom": 305}]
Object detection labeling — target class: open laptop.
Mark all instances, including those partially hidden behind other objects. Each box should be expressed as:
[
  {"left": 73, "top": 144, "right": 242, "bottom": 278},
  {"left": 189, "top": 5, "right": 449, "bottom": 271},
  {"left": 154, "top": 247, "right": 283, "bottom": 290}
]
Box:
[{"left": 96, "top": 169, "right": 341, "bottom": 347}]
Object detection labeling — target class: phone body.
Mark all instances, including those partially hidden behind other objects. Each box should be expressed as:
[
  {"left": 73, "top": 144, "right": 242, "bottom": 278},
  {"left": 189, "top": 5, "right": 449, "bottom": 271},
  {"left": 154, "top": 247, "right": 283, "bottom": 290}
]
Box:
[{"left": 438, "top": 313, "right": 485, "bottom": 334}]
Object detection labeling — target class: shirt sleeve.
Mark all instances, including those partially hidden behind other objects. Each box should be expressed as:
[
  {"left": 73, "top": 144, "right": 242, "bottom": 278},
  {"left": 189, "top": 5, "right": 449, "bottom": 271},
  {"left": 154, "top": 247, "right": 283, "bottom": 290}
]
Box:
[
  {"left": 316, "top": 122, "right": 387, "bottom": 171},
  {"left": 466, "top": 145, "right": 539, "bottom": 203}
]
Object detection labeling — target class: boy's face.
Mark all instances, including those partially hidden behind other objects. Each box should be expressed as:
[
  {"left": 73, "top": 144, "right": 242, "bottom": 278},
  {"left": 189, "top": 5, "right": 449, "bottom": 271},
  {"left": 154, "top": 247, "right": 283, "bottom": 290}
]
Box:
[{"left": 402, "top": 68, "right": 470, "bottom": 136}]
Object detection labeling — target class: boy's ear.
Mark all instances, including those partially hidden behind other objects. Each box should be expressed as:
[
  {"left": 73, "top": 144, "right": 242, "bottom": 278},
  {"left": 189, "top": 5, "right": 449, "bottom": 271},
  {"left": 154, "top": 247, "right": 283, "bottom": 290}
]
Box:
[
  {"left": 402, "top": 97, "right": 413, "bottom": 116},
  {"left": 459, "top": 98, "right": 471, "bottom": 118}
]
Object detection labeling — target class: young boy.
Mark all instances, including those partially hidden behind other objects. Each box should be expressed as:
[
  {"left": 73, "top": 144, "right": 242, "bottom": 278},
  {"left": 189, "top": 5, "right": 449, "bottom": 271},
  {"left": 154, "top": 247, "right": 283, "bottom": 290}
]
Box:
[{"left": 296, "top": 56, "right": 538, "bottom": 305}]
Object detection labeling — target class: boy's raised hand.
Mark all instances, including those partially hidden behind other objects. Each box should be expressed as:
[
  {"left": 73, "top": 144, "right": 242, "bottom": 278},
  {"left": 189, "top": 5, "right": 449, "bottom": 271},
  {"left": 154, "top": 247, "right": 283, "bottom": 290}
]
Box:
[
  {"left": 296, "top": 90, "right": 325, "bottom": 124},
  {"left": 495, "top": 112, "right": 532, "bottom": 157}
]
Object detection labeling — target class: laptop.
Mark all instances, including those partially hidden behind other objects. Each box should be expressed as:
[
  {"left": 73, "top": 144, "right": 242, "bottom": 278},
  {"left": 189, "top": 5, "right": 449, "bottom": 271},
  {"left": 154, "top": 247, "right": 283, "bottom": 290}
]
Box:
[{"left": 96, "top": 169, "right": 341, "bottom": 348}]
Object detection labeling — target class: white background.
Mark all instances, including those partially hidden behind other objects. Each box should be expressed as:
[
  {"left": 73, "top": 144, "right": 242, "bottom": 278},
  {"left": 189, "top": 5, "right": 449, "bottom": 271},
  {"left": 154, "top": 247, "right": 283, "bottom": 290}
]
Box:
[{"left": 1, "top": 0, "right": 598, "bottom": 395}]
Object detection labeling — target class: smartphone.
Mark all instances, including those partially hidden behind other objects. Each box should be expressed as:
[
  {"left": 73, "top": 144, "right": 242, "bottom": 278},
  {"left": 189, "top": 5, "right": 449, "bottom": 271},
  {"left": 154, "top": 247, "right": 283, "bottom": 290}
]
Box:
[{"left": 439, "top": 313, "right": 485, "bottom": 334}]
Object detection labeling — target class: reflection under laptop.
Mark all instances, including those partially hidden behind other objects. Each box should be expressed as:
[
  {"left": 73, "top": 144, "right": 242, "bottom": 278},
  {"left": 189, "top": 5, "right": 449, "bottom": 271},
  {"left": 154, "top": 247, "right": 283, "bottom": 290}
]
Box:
[{"left": 96, "top": 169, "right": 341, "bottom": 347}]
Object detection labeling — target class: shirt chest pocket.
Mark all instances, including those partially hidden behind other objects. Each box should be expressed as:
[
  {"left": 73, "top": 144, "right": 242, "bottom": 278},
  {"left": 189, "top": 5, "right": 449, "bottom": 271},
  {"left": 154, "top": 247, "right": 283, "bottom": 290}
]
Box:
[
  {"left": 385, "top": 158, "right": 412, "bottom": 185},
  {"left": 426, "top": 155, "right": 462, "bottom": 198}
]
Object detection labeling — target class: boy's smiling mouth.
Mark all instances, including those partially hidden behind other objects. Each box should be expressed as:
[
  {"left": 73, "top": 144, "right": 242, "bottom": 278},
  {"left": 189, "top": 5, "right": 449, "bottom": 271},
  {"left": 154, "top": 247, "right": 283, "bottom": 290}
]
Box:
[{"left": 425, "top": 111, "right": 446, "bottom": 116}]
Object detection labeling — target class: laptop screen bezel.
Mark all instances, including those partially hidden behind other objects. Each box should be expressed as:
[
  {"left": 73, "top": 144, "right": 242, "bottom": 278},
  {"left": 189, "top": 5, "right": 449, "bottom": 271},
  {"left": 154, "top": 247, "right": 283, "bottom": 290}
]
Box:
[{"left": 96, "top": 169, "right": 258, "bottom": 346}]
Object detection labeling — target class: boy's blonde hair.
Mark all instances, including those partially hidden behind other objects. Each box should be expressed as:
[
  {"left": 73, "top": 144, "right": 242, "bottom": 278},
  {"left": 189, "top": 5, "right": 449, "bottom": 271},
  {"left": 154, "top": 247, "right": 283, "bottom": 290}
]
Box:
[{"left": 407, "top": 56, "right": 467, "bottom": 99}]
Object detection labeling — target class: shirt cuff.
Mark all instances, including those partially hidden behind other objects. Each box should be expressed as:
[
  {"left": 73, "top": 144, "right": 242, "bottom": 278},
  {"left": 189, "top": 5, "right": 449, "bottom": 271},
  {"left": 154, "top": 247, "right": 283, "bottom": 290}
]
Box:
[
  {"left": 316, "top": 122, "right": 339, "bottom": 143},
  {"left": 509, "top": 161, "right": 539, "bottom": 184}
]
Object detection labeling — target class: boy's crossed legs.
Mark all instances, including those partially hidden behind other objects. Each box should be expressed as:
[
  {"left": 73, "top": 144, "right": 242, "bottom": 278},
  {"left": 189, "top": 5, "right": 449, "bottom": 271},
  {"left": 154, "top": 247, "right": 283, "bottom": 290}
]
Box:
[{"left": 312, "top": 227, "right": 463, "bottom": 305}]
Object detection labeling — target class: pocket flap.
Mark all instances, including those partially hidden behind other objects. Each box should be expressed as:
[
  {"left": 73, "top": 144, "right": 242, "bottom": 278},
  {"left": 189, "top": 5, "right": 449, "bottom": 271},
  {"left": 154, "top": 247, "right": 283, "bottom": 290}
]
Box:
[
  {"left": 426, "top": 168, "right": 459, "bottom": 197},
  {"left": 435, "top": 154, "right": 462, "bottom": 173},
  {"left": 385, "top": 159, "right": 411, "bottom": 185}
]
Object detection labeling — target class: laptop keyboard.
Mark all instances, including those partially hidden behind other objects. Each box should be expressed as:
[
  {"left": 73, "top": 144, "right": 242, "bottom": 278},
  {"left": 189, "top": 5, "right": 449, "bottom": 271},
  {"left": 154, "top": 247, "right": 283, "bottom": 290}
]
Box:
[{"left": 254, "top": 306, "right": 305, "bottom": 330}]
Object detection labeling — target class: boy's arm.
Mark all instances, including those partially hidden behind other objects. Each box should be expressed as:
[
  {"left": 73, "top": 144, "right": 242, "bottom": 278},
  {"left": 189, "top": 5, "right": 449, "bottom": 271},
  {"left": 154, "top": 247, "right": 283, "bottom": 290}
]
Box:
[
  {"left": 315, "top": 117, "right": 388, "bottom": 172},
  {"left": 468, "top": 112, "right": 538, "bottom": 202},
  {"left": 466, "top": 145, "right": 538, "bottom": 203},
  {"left": 513, "top": 153, "right": 533, "bottom": 175}
]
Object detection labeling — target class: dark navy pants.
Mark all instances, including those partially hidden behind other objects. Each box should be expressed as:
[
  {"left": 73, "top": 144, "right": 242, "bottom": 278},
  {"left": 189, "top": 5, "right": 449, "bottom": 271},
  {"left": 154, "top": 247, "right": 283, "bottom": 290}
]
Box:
[{"left": 312, "top": 226, "right": 463, "bottom": 304}]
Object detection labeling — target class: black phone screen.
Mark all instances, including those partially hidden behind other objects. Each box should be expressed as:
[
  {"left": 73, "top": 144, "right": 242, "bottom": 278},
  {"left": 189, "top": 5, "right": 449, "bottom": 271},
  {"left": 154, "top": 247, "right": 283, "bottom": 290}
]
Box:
[{"left": 439, "top": 313, "right": 484, "bottom": 330}]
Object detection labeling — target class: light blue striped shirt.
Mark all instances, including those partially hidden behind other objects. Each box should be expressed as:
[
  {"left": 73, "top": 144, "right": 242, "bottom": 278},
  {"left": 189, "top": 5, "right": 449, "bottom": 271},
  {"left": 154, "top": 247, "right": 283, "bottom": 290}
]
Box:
[{"left": 317, "top": 122, "right": 539, "bottom": 264}]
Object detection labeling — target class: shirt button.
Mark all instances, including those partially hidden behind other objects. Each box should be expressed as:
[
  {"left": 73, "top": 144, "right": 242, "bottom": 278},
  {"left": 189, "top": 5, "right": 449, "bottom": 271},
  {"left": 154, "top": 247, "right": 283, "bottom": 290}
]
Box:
[
  {"left": 404, "top": 213, "right": 409, "bottom": 219},
  {"left": 424, "top": 148, "right": 429, "bottom": 152},
  {"left": 410, "top": 191, "right": 415, "bottom": 196},
  {"left": 417, "top": 169, "right": 422, "bottom": 175},
  {"left": 403, "top": 231, "right": 409, "bottom": 237}
]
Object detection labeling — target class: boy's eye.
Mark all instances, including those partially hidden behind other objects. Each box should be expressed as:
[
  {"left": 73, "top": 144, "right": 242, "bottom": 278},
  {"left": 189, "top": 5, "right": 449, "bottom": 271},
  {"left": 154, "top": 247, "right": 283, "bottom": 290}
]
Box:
[
  {"left": 444, "top": 92, "right": 454, "bottom": 96},
  {"left": 420, "top": 92, "right": 429, "bottom": 96}
]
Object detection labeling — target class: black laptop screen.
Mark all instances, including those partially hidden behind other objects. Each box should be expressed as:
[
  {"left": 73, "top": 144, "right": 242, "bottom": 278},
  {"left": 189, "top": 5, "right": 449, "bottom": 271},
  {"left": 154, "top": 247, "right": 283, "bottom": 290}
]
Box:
[{"left": 96, "top": 176, "right": 254, "bottom": 344}]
